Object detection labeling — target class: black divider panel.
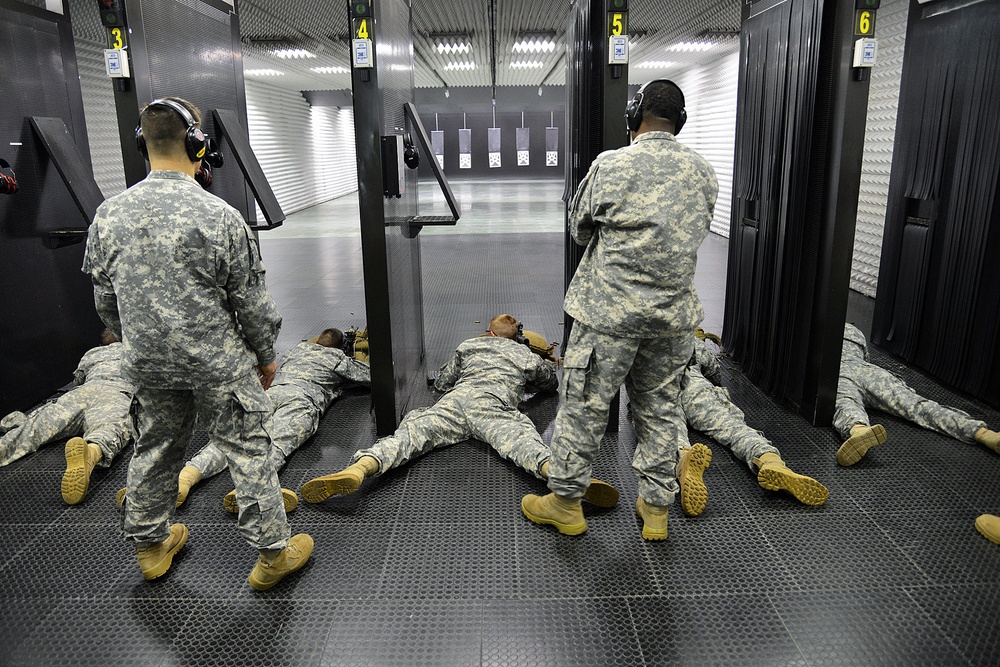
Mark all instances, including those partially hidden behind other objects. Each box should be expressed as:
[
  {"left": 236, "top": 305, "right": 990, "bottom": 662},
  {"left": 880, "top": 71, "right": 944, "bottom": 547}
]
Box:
[
  {"left": 0, "top": 0, "right": 104, "bottom": 415},
  {"left": 724, "top": 0, "right": 871, "bottom": 423},
  {"left": 126, "top": 0, "right": 256, "bottom": 224},
  {"left": 873, "top": 0, "right": 1000, "bottom": 407}
]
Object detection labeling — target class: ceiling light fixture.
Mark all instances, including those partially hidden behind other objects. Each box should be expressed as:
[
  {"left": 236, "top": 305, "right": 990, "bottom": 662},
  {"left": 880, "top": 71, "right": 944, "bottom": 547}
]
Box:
[
  {"left": 244, "top": 68, "right": 285, "bottom": 76},
  {"left": 634, "top": 61, "right": 676, "bottom": 69},
  {"left": 513, "top": 38, "right": 556, "bottom": 53},
  {"left": 443, "top": 61, "right": 476, "bottom": 71},
  {"left": 436, "top": 42, "right": 471, "bottom": 54},
  {"left": 510, "top": 60, "right": 544, "bottom": 69},
  {"left": 310, "top": 66, "right": 350, "bottom": 74},
  {"left": 667, "top": 41, "right": 714, "bottom": 52},
  {"left": 273, "top": 48, "right": 316, "bottom": 59}
]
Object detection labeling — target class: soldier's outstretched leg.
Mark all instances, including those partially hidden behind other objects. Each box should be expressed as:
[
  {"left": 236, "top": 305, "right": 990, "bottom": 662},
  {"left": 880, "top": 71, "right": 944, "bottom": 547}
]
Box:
[
  {"left": 836, "top": 423, "right": 887, "bottom": 466},
  {"left": 973, "top": 428, "right": 1000, "bottom": 455},
  {"left": 975, "top": 514, "right": 1000, "bottom": 544},
  {"left": 834, "top": 360, "right": 887, "bottom": 465},
  {"left": 0, "top": 398, "right": 85, "bottom": 467},
  {"left": 753, "top": 452, "right": 828, "bottom": 505}
]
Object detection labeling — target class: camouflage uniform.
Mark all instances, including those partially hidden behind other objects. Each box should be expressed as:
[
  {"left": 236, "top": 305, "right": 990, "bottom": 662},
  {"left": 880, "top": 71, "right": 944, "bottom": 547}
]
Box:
[
  {"left": 548, "top": 131, "right": 718, "bottom": 507},
  {"left": 680, "top": 341, "right": 779, "bottom": 469},
  {"left": 83, "top": 170, "right": 289, "bottom": 550},
  {"left": 0, "top": 343, "right": 133, "bottom": 467},
  {"left": 834, "top": 323, "right": 986, "bottom": 442},
  {"left": 188, "top": 341, "right": 371, "bottom": 478},
  {"left": 354, "top": 336, "right": 557, "bottom": 477}
]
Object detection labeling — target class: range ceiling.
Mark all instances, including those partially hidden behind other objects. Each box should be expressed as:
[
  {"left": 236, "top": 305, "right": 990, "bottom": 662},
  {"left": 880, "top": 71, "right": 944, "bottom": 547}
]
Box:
[{"left": 238, "top": 0, "right": 741, "bottom": 93}]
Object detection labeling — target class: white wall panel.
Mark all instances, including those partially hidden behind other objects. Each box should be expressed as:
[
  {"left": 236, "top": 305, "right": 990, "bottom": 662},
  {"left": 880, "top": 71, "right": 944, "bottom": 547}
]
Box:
[
  {"left": 245, "top": 80, "right": 357, "bottom": 217},
  {"left": 852, "top": 0, "right": 908, "bottom": 297},
  {"left": 671, "top": 51, "right": 740, "bottom": 238}
]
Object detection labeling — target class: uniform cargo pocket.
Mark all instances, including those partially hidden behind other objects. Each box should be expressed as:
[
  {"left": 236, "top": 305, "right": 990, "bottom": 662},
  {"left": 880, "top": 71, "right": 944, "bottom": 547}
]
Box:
[
  {"left": 562, "top": 346, "right": 593, "bottom": 401},
  {"left": 232, "top": 379, "right": 273, "bottom": 438}
]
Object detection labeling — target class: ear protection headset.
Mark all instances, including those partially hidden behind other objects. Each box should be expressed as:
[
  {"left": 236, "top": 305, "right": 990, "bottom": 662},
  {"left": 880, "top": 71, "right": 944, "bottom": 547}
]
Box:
[
  {"left": 135, "top": 98, "right": 208, "bottom": 162},
  {"left": 625, "top": 79, "right": 687, "bottom": 135},
  {"left": 0, "top": 159, "right": 17, "bottom": 195},
  {"left": 403, "top": 132, "right": 419, "bottom": 169}
]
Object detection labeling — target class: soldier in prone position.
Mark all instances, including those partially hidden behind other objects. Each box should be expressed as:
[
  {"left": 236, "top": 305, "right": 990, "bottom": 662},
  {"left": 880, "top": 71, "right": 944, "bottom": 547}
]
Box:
[{"left": 299, "top": 314, "right": 620, "bottom": 509}]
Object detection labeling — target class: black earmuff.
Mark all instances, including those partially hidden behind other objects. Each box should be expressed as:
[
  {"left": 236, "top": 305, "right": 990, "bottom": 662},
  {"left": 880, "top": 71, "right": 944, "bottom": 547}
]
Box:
[
  {"left": 0, "top": 159, "right": 17, "bottom": 195},
  {"left": 625, "top": 79, "right": 687, "bottom": 135},
  {"left": 403, "top": 132, "right": 419, "bottom": 169},
  {"left": 135, "top": 98, "right": 209, "bottom": 162}
]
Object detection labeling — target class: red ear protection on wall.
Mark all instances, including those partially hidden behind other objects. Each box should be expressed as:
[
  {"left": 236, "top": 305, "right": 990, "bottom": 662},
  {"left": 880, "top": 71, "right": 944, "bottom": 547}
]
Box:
[{"left": 0, "top": 158, "right": 17, "bottom": 195}]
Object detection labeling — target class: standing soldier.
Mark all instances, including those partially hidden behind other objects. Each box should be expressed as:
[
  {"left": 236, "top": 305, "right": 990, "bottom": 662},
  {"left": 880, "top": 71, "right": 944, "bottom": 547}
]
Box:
[
  {"left": 83, "top": 97, "right": 311, "bottom": 589},
  {"left": 299, "top": 314, "right": 619, "bottom": 508},
  {"left": 522, "top": 80, "right": 718, "bottom": 540},
  {"left": 0, "top": 329, "right": 133, "bottom": 505}
]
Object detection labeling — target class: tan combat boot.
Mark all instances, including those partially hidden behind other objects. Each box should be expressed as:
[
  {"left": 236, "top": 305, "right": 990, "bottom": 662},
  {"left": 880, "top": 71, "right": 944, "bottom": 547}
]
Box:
[
  {"left": 224, "top": 488, "right": 299, "bottom": 514},
  {"left": 540, "top": 461, "right": 620, "bottom": 508},
  {"left": 61, "top": 437, "right": 103, "bottom": 505},
  {"left": 176, "top": 465, "right": 203, "bottom": 507},
  {"left": 754, "top": 452, "right": 829, "bottom": 506},
  {"left": 975, "top": 514, "right": 1000, "bottom": 544},
  {"left": 975, "top": 428, "right": 1000, "bottom": 455},
  {"left": 300, "top": 456, "right": 379, "bottom": 502},
  {"left": 136, "top": 524, "right": 188, "bottom": 580},
  {"left": 836, "top": 423, "right": 887, "bottom": 466},
  {"left": 635, "top": 497, "right": 668, "bottom": 541},
  {"left": 248, "top": 533, "right": 314, "bottom": 591},
  {"left": 676, "top": 443, "right": 712, "bottom": 517},
  {"left": 521, "top": 492, "right": 587, "bottom": 535}
]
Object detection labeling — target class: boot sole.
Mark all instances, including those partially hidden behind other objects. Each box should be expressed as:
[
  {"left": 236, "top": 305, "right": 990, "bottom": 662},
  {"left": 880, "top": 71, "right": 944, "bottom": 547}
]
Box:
[
  {"left": 141, "top": 524, "right": 189, "bottom": 581},
  {"left": 758, "top": 467, "right": 829, "bottom": 506},
  {"left": 300, "top": 474, "right": 362, "bottom": 503},
  {"left": 678, "top": 443, "right": 712, "bottom": 517},
  {"left": 975, "top": 517, "right": 1000, "bottom": 544},
  {"left": 224, "top": 489, "right": 298, "bottom": 514},
  {"left": 836, "top": 424, "right": 887, "bottom": 466},
  {"left": 520, "top": 497, "right": 587, "bottom": 535},
  {"left": 61, "top": 438, "right": 92, "bottom": 505},
  {"left": 583, "top": 478, "right": 620, "bottom": 508}
]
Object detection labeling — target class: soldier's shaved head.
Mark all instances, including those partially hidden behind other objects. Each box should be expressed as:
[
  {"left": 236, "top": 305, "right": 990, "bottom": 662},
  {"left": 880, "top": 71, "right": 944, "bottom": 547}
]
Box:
[
  {"left": 316, "top": 328, "right": 344, "bottom": 349},
  {"left": 488, "top": 314, "right": 519, "bottom": 340}
]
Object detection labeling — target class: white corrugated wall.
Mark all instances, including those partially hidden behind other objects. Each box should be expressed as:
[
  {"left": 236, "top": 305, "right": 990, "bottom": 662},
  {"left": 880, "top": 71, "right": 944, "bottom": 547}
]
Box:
[
  {"left": 245, "top": 80, "right": 358, "bottom": 217},
  {"left": 853, "top": 0, "right": 908, "bottom": 297},
  {"left": 670, "top": 51, "right": 740, "bottom": 238}
]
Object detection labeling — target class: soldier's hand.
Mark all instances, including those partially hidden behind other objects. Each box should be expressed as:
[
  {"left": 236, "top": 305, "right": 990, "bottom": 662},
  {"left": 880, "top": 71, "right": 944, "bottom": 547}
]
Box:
[{"left": 257, "top": 362, "right": 277, "bottom": 390}]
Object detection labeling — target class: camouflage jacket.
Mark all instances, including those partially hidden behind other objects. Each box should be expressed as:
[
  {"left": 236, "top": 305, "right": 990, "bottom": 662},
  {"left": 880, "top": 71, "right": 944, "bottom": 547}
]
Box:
[
  {"left": 842, "top": 323, "right": 869, "bottom": 363},
  {"left": 434, "top": 337, "right": 557, "bottom": 406},
  {"left": 682, "top": 339, "right": 723, "bottom": 389},
  {"left": 565, "top": 131, "right": 718, "bottom": 337},
  {"left": 83, "top": 171, "right": 281, "bottom": 389},
  {"left": 72, "top": 342, "right": 133, "bottom": 392},
  {"left": 275, "top": 341, "right": 371, "bottom": 411}
]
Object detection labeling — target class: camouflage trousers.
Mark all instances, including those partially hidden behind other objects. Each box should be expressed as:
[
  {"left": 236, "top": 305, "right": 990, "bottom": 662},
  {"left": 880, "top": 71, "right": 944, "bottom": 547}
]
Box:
[
  {"left": 0, "top": 381, "right": 132, "bottom": 467},
  {"left": 124, "top": 372, "right": 289, "bottom": 550},
  {"left": 680, "top": 369, "right": 778, "bottom": 469},
  {"left": 355, "top": 387, "right": 549, "bottom": 478},
  {"left": 834, "top": 357, "right": 987, "bottom": 442},
  {"left": 548, "top": 321, "right": 693, "bottom": 506},
  {"left": 187, "top": 384, "right": 321, "bottom": 480}
]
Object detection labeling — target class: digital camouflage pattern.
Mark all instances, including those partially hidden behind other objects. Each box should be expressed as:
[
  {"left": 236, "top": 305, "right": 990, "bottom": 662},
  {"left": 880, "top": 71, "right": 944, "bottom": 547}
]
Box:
[
  {"left": 355, "top": 336, "right": 556, "bottom": 477},
  {"left": 83, "top": 170, "right": 281, "bottom": 388},
  {"left": 84, "top": 169, "right": 289, "bottom": 550},
  {"left": 680, "top": 341, "right": 778, "bottom": 469},
  {"left": 188, "top": 342, "right": 371, "bottom": 478},
  {"left": 126, "top": 373, "right": 289, "bottom": 549},
  {"left": 564, "top": 131, "right": 718, "bottom": 337},
  {"left": 0, "top": 342, "right": 133, "bottom": 467},
  {"left": 834, "top": 323, "right": 986, "bottom": 442},
  {"left": 547, "top": 322, "right": 693, "bottom": 506}
]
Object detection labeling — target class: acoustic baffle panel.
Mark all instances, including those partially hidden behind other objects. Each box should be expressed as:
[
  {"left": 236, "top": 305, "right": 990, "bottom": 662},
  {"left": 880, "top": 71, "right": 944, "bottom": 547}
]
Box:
[
  {"left": 0, "top": 0, "right": 104, "bottom": 415},
  {"left": 123, "top": 0, "right": 257, "bottom": 224},
  {"left": 431, "top": 130, "right": 445, "bottom": 168},
  {"left": 488, "top": 127, "right": 502, "bottom": 168},
  {"left": 723, "top": 0, "right": 873, "bottom": 424},
  {"left": 546, "top": 126, "right": 559, "bottom": 167},
  {"left": 872, "top": 0, "right": 1000, "bottom": 407},
  {"left": 516, "top": 126, "right": 530, "bottom": 167},
  {"left": 350, "top": 0, "right": 424, "bottom": 434},
  {"left": 458, "top": 128, "right": 472, "bottom": 169}
]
